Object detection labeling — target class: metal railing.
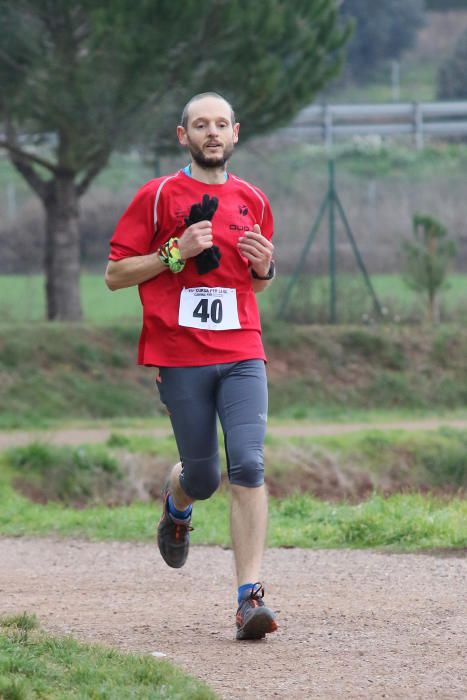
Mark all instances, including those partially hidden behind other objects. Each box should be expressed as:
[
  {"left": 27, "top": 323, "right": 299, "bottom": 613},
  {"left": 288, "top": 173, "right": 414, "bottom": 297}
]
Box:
[{"left": 280, "top": 101, "right": 467, "bottom": 149}]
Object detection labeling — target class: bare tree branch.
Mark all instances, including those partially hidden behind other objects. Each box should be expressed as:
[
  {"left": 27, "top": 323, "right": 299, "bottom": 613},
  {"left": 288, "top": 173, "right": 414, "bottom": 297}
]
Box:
[
  {"left": 76, "top": 148, "right": 111, "bottom": 196},
  {"left": 0, "top": 139, "right": 58, "bottom": 173},
  {"left": 11, "top": 157, "right": 51, "bottom": 200},
  {"left": 0, "top": 47, "right": 27, "bottom": 72},
  {"left": 1, "top": 115, "right": 51, "bottom": 199}
]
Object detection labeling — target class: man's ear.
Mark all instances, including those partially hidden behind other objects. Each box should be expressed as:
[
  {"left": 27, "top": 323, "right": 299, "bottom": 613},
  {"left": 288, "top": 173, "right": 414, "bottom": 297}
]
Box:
[
  {"left": 177, "top": 125, "right": 188, "bottom": 146},
  {"left": 233, "top": 122, "right": 240, "bottom": 144}
]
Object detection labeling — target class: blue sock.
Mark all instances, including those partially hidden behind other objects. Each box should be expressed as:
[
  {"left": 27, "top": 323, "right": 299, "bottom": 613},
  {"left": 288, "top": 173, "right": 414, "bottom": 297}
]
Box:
[
  {"left": 167, "top": 494, "right": 192, "bottom": 520},
  {"left": 238, "top": 583, "right": 254, "bottom": 606}
]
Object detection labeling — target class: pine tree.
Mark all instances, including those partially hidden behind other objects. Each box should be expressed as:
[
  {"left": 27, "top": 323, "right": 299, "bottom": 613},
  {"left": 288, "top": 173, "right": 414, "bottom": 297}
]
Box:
[{"left": 402, "top": 214, "right": 457, "bottom": 323}]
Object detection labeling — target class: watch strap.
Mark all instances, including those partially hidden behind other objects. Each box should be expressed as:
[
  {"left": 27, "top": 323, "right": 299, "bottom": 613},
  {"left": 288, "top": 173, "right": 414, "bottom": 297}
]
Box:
[{"left": 251, "top": 261, "right": 275, "bottom": 280}]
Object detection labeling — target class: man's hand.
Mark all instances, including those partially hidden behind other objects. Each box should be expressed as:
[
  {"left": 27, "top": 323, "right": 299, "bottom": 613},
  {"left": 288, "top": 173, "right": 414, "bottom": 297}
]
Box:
[
  {"left": 178, "top": 220, "right": 214, "bottom": 260},
  {"left": 181, "top": 194, "right": 221, "bottom": 274},
  {"left": 237, "top": 224, "right": 274, "bottom": 278}
]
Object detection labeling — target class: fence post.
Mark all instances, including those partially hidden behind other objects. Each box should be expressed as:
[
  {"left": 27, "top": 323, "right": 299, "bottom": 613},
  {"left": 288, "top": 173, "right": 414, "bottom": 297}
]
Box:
[
  {"left": 324, "top": 104, "right": 333, "bottom": 153},
  {"left": 7, "top": 184, "right": 17, "bottom": 224},
  {"left": 391, "top": 61, "right": 400, "bottom": 102},
  {"left": 414, "top": 102, "right": 424, "bottom": 150},
  {"left": 328, "top": 160, "right": 337, "bottom": 323}
]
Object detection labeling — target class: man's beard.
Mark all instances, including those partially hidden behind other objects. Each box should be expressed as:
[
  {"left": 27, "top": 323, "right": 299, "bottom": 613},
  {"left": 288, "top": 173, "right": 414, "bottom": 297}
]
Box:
[{"left": 188, "top": 140, "right": 234, "bottom": 169}]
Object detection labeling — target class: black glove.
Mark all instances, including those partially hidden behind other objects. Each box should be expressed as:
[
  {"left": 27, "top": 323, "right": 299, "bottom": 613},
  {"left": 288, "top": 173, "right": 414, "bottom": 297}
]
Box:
[
  {"left": 185, "top": 194, "right": 218, "bottom": 225},
  {"left": 195, "top": 245, "right": 222, "bottom": 274},
  {"left": 185, "top": 194, "right": 221, "bottom": 275}
]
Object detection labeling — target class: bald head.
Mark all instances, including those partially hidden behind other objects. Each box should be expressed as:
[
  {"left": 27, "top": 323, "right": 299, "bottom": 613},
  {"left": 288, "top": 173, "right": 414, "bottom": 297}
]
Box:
[{"left": 180, "top": 92, "right": 236, "bottom": 130}]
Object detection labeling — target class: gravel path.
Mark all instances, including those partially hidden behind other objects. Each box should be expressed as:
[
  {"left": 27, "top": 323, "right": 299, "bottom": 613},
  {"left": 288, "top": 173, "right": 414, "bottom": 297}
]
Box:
[
  {"left": 1, "top": 537, "right": 466, "bottom": 699},
  {"left": 0, "top": 418, "right": 466, "bottom": 449}
]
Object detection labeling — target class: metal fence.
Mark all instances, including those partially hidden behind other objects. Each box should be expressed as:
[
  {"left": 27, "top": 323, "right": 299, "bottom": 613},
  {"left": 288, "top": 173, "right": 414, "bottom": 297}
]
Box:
[{"left": 280, "top": 101, "right": 467, "bottom": 149}]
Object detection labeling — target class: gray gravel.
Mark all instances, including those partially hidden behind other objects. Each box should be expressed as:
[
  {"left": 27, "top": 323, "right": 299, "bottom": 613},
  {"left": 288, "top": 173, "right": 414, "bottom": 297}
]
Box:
[{"left": 1, "top": 537, "right": 466, "bottom": 699}]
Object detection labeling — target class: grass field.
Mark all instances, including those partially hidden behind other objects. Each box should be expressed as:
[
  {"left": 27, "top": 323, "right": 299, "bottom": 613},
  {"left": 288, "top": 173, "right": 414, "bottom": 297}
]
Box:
[
  {"left": 0, "top": 272, "right": 466, "bottom": 323},
  {"left": 0, "top": 613, "right": 215, "bottom": 700},
  {"left": 1, "top": 471, "right": 465, "bottom": 551}
]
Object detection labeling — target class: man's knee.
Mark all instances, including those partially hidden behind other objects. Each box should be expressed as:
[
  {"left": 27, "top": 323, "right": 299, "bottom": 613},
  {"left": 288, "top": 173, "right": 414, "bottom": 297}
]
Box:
[
  {"left": 226, "top": 425, "right": 265, "bottom": 487},
  {"left": 228, "top": 453, "right": 264, "bottom": 488},
  {"left": 179, "top": 456, "right": 221, "bottom": 500}
]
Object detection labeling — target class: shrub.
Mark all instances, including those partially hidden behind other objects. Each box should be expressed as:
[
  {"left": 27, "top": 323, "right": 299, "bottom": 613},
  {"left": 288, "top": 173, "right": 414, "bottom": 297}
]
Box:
[{"left": 6, "top": 443, "right": 122, "bottom": 506}]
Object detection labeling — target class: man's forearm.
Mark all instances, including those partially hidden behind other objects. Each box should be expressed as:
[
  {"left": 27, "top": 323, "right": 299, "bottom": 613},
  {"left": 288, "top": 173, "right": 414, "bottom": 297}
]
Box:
[
  {"left": 105, "top": 253, "right": 167, "bottom": 290},
  {"left": 252, "top": 277, "right": 273, "bottom": 293}
]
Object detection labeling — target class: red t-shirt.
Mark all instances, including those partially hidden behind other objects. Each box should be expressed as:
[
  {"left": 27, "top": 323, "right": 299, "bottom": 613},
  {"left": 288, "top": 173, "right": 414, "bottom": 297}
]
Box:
[{"left": 109, "top": 169, "right": 274, "bottom": 366}]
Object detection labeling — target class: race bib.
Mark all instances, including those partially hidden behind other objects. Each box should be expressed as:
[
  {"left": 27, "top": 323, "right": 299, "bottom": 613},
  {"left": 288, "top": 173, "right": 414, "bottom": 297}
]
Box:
[{"left": 178, "top": 287, "right": 241, "bottom": 331}]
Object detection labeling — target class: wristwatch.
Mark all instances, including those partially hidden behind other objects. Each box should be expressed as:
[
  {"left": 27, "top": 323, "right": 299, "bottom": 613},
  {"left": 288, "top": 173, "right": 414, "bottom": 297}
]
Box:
[{"left": 251, "top": 261, "right": 275, "bottom": 280}]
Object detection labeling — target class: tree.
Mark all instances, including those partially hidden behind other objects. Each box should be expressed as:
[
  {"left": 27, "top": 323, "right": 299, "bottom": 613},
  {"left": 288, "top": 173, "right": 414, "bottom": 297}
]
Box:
[
  {"left": 437, "top": 28, "right": 467, "bottom": 99},
  {"left": 0, "top": 0, "right": 349, "bottom": 321},
  {"left": 402, "top": 214, "right": 457, "bottom": 323},
  {"left": 426, "top": 1, "right": 467, "bottom": 10},
  {"left": 340, "top": 0, "right": 425, "bottom": 81}
]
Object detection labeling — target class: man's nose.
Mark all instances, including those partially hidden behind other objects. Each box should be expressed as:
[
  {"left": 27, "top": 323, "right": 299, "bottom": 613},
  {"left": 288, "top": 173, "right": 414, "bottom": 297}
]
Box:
[{"left": 206, "top": 122, "right": 219, "bottom": 136}]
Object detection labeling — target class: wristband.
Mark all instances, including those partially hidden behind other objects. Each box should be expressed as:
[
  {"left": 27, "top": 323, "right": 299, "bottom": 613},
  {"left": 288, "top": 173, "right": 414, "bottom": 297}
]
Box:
[
  {"left": 251, "top": 261, "right": 275, "bottom": 280},
  {"left": 158, "top": 237, "right": 185, "bottom": 273}
]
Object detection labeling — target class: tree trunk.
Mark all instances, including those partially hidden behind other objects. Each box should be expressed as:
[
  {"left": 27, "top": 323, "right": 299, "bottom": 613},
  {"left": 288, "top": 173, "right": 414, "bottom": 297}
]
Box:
[{"left": 44, "top": 175, "right": 82, "bottom": 321}]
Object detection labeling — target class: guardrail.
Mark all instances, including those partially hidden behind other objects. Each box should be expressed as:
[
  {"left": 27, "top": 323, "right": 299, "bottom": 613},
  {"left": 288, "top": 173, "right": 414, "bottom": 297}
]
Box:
[{"left": 280, "top": 101, "right": 467, "bottom": 149}]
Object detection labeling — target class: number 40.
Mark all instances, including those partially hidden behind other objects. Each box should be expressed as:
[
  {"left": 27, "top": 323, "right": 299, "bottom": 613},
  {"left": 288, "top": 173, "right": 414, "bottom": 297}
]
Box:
[{"left": 193, "top": 298, "right": 223, "bottom": 324}]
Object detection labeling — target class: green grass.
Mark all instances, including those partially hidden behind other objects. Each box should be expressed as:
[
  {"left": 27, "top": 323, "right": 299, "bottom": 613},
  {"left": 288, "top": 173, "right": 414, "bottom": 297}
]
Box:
[
  {"left": 6, "top": 443, "right": 124, "bottom": 506},
  {"left": 0, "top": 428, "right": 466, "bottom": 552},
  {"left": 0, "top": 323, "right": 160, "bottom": 428},
  {"left": 2, "top": 427, "right": 466, "bottom": 512},
  {"left": 0, "top": 321, "right": 466, "bottom": 427},
  {"left": 0, "top": 614, "right": 216, "bottom": 700},
  {"left": 1, "top": 405, "right": 465, "bottom": 433},
  {"left": 234, "top": 141, "right": 467, "bottom": 196},
  {"left": 0, "top": 468, "right": 465, "bottom": 551},
  {"left": 1, "top": 272, "right": 466, "bottom": 323},
  {"left": 269, "top": 492, "right": 466, "bottom": 550},
  {"left": 264, "top": 427, "right": 467, "bottom": 490},
  {"left": 0, "top": 274, "right": 141, "bottom": 323},
  {"left": 104, "top": 426, "right": 467, "bottom": 489},
  {"left": 261, "top": 272, "right": 467, "bottom": 325},
  {"left": 329, "top": 60, "right": 439, "bottom": 104}
]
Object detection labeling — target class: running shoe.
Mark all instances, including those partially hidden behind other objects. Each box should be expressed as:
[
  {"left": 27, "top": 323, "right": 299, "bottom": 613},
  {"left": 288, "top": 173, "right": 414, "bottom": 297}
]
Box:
[
  {"left": 235, "top": 582, "right": 278, "bottom": 640},
  {"left": 157, "top": 487, "right": 193, "bottom": 569}
]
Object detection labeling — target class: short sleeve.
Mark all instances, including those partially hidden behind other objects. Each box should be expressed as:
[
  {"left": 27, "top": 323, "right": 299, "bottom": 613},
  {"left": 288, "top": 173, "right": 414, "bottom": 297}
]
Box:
[
  {"left": 109, "top": 184, "right": 156, "bottom": 260},
  {"left": 261, "top": 198, "right": 274, "bottom": 242}
]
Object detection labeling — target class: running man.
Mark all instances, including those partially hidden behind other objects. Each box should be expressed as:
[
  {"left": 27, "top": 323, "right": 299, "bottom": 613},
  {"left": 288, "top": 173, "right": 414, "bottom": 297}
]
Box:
[{"left": 105, "top": 92, "right": 277, "bottom": 640}]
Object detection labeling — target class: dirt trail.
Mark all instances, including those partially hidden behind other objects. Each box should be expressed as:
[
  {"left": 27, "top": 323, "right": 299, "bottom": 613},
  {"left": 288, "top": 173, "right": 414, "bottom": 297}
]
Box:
[
  {"left": 1, "top": 537, "right": 466, "bottom": 699},
  {"left": 0, "top": 418, "right": 466, "bottom": 449}
]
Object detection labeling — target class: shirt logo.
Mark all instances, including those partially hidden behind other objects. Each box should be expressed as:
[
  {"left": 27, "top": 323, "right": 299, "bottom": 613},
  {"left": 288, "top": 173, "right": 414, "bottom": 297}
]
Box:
[
  {"left": 239, "top": 205, "right": 248, "bottom": 216},
  {"left": 175, "top": 207, "right": 189, "bottom": 230}
]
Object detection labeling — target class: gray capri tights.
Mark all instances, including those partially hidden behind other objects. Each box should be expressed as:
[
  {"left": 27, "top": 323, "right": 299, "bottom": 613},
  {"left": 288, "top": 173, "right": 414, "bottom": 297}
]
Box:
[{"left": 156, "top": 359, "right": 267, "bottom": 500}]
